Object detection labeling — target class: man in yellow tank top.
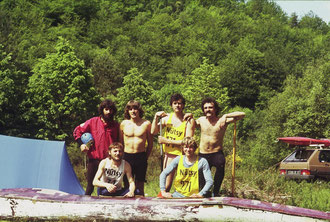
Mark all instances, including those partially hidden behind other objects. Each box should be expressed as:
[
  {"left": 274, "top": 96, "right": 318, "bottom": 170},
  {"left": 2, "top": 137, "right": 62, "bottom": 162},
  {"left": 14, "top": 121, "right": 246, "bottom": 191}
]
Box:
[
  {"left": 159, "top": 137, "right": 213, "bottom": 198},
  {"left": 151, "top": 94, "right": 195, "bottom": 192}
]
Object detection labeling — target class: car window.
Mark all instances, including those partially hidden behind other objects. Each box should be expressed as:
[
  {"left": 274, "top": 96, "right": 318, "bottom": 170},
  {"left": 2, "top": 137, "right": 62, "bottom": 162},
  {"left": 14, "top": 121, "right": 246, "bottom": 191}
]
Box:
[
  {"left": 283, "top": 149, "right": 314, "bottom": 162},
  {"left": 319, "top": 150, "right": 330, "bottom": 162}
]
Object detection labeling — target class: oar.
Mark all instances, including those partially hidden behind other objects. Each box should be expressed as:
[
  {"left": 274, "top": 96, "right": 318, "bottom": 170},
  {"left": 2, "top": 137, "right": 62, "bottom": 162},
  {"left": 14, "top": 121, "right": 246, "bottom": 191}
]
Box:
[
  {"left": 159, "top": 117, "right": 164, "bottom": 172},
  {"left": 231, "top": 121, "right": 237, "bottom": 197}
]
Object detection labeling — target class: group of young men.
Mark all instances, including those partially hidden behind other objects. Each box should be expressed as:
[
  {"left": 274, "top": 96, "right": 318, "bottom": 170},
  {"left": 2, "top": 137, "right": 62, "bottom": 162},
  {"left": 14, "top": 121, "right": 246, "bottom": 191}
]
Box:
[{"left": 73, "top": 94, "right": 245, "bottom": 198}]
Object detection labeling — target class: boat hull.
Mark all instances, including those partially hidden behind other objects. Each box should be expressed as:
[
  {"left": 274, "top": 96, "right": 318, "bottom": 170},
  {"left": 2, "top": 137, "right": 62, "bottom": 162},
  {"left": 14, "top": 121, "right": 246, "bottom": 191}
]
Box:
[
  {"left": 0, "top": 188, "right": 328, "bottom": 221},
  {"left": 278, "top": 137, "right": 330, "bottom": 146}
]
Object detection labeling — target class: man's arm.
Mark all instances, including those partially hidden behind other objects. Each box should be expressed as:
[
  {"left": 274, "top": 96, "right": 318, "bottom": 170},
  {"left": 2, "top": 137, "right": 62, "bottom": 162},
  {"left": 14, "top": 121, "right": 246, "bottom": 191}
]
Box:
[
  {"left": 151, "top": 111, "right": 167, "bottom": 135},
  {"left": 146, "top": 121, "right": 153, "bottom": 158},
  {"left": 185, "top": 117, "right": 195, "bottom": 137},
  {"left": 159, "top": 156, "right": 180, "bottom": 197},
  {"left": 73, "top": 119, "right": 92, "bottom": 153},
  {"left": 119, "top": 122, "right": 125, "bottom": 146},
  {"left": 198, "top": 158, "right": 214, "bottom": 197},
  {"left": 224, "top": 112, "right": 245, "bottom": 124},
  {"left": 124, "top": 162, "right": 135, "bottom": 197}
]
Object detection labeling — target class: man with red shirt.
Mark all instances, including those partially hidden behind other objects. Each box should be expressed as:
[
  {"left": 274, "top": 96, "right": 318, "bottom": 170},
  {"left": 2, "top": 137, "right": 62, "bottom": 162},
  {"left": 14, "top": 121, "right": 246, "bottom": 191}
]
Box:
[{"left": 73, "top": 99, "right": 119, "bottom": 195}]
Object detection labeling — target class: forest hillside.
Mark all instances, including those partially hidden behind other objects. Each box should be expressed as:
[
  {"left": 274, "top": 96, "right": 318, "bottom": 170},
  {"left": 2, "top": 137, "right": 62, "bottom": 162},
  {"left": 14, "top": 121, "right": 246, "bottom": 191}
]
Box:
[{"left": 0, "top": 0, "right": 329, "bottom": 210}]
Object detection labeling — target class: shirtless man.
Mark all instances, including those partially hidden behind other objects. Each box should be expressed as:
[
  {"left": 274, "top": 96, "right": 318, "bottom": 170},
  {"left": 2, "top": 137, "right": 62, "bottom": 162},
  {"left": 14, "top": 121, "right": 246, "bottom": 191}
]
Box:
[
  {"left": 196, "top": 97, "right": 245, "bottom": 197},
  {"left": 120, "top": 100, "right": 153, "bottom": 196},
  {"left": 151, "top": 93, "right": 194, "bottom": 192}
]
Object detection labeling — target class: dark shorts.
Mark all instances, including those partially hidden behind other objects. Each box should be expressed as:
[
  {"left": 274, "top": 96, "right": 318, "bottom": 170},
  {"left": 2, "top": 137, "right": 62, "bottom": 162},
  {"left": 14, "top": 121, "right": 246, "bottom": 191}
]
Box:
[
  {"left": 199, "top": 150, "right": 226, "bottom": 169},
  {"left": 123, "top": 152, "right": 148, "bottom": 182},
  {"left": 199, "top": 150, "right": 225, "bottom": 196},
  {"left": 98, "top": 187, "right": 142, "bottom": 196},
  {"left": 98, "top": 187, "right": 129, "bottom": 196}
]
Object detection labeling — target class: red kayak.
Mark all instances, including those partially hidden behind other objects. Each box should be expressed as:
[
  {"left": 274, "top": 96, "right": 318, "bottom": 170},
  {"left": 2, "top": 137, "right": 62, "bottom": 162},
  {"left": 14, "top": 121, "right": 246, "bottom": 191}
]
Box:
[{"left": 278, "top": 137, "right": 330, "bottom": 146}]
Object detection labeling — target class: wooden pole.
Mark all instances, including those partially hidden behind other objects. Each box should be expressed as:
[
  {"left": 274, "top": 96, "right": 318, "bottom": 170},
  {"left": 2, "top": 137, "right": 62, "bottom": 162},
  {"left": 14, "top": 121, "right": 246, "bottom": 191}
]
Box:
[
  {"left": 159, "top": 118, "right": 164, "bottom": 172},
  {"left": 231, "top": 122, "right": 237, "bottom": 197}
]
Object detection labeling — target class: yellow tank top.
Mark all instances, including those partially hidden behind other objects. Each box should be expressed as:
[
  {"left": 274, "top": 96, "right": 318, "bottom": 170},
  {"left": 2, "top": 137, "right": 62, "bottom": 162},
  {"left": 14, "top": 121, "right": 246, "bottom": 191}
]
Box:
[
  {"left": 174, "top": 156, "right": 199, "bottom": 196},
  {"left": 163, "top": 113, "right": 186, "bottom": 155}
]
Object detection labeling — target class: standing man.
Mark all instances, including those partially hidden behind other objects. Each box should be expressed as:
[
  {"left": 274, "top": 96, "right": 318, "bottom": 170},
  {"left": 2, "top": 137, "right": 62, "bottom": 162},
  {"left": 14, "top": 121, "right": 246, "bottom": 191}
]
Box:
[
  {"left": 196, "top": 97, "right": 245, "bottom": 197},
  {"left": 120, "top": 100, "right": 153, "bottom": 196},
  {"left": 151, "top": 93, "right": 194, "bottom": 192},
  {"left": 73, "top": 99, "right": 119, "bottom": 195},
  {"left": 93, "top": 142, "right": 135, "bottom": 197}
]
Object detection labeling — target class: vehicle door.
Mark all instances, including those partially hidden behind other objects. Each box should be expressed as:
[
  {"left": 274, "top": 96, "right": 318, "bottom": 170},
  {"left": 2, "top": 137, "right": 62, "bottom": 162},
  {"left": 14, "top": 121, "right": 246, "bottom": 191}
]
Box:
[{"left": 314, "top": 150, "right": 330, "bottom": 179}]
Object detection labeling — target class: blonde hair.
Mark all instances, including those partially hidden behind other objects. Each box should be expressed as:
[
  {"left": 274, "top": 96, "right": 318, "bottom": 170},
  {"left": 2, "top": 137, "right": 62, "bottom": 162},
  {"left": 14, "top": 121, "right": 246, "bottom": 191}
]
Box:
[
  {"left": 109, "top": 142, "right": 124, "bottom": 151},
  {"left": 181, "top": 137, "right": 198, "bottom": 150}
]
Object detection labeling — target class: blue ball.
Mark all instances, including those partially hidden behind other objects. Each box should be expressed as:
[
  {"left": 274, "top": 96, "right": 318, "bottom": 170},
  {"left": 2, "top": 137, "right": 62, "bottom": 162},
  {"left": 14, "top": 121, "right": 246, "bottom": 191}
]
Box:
[{"left": 81, "top": 133, "right": 93, "bottom": 144}]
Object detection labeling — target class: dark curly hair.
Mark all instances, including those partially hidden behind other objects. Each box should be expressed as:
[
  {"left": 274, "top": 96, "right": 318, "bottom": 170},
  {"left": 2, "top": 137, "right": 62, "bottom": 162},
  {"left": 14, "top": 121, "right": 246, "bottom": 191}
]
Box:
[
  {"left": 170, "top": 93, "right": 185, "bottom": 107},
  {"left": 201, "top": 97, "right": 220, "bottom": 116},
  {"left": 98, "top": 99, "right": 117, "bottom": 119}
]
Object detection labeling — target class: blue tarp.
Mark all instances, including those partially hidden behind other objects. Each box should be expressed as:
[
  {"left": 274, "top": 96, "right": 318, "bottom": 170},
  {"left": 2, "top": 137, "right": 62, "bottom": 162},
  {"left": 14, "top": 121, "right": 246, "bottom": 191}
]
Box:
[{"left": 0, "top": 134, "right": 85, "bottom": 195}]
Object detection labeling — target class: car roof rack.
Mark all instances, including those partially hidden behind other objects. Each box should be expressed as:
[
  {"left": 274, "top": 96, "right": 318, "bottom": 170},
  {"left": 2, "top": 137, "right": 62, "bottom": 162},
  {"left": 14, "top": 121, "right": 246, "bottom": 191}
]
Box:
[{"left": 309, "top": 144, "right": 326, "bottom": 149}]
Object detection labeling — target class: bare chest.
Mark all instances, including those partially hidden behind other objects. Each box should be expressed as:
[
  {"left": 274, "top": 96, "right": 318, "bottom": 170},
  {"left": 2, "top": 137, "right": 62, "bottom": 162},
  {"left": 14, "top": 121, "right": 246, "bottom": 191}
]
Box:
[
  {"left": 200, "top": 120, "right": 224, "bottom": 135},
  {"left": 123, "top": 122, "right": 147, "bottom": 137}
]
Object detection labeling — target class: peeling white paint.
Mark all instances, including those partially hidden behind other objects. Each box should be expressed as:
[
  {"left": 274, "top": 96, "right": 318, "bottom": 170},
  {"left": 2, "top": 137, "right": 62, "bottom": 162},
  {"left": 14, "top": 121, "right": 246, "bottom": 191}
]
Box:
[{"left": 0, "top": 188, "right": 328, "bottom": 221}]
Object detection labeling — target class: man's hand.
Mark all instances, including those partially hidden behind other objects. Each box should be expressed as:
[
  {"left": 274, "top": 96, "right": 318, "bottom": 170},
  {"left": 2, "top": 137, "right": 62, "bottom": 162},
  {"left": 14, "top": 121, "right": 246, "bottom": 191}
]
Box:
[
  {"left": 156, "top": 111, "right": 167, "bottom": 118},
  {"left": 105, "top": 184, "right": 117, "bottom": 193},
  {"left": 183, "top": 113, "right": 193, "bottom": 121},
  {"left": 155, "top": 111, "right": 167, "bottom": 119},
  {"left": 161, "top": 190, "right": 172, "bottom": 198},
  {"left": 158, "top": 136, "right": 169, "bottom": 144},
  {"left": 190, "top": 193, "right": 203, "bottom": 198},
  {"left": 80, "top": 144, "right": 89, "bottom": 152},
  {"left": 124, "top": 190, "right": 135, "bottom": 198}
]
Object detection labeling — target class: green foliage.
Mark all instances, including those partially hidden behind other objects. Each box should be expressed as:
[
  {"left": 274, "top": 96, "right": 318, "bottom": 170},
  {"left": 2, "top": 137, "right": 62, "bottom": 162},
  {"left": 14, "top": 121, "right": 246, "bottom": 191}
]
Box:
[
  {"left": 24, "top": 37, "right": 100, "bottom": 140},
  {"left": 284, "top": 180, "right": 330, "bottom": 212},
  {"left": 115, "top": 68, "right": 156, "bottom": 121},
  {"left": 244, "top": 56, "right": 330, "bottom": 169},
  {"left": 66, "top": 142, "right": 86, "bottom": 188},
  {"left": 0, "top": 45, "right": 28, "bottom": 136},
  {"left": 218, "top": 36, "right": 265, "bottom": 108},
  {"left": 181, "top": 58, "right": 229, "bottom": 116},
  {"left": 299, "top": 12, "right": 330, "bottom": 34},
  {"left": 226, "top": 166, "right": 330, "bottom": 212},
  {"left": 0, "top": 0, "right": 329, "bottom": 213},
  {"left": 153, "top": 84, "right": 184, "bottom": 113},
  {"left": 0, "top": 0, "right": 329, "bottom": 171},
  {"left": 91, "top": 48, "right": 124, "bottom": 96}
]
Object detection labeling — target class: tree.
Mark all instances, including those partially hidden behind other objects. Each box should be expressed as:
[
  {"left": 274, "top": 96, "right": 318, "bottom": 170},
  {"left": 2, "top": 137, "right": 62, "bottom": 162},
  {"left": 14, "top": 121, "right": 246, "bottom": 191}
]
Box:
[
  {"left": 299, "top": 12, "right": 329, "bottom": 34},
  {"left": 244, "top": 57, "right": 330, "bottom": 169},
  {"left": 24, "top": 37, "right": 100, "bottom": 140},
  {"left": 0, "top": 44, "right": 28, "bottom": 136},
  {"left": 218, "top": 36, "right": 266, "bottom": 109},
  {"left": 181, "top": 58, "right": 229, "bottom": 116},
  {"left": 91, "top": 48, "right": 124, "bottom": 97},
  {"left": 115, "top": 68, "right": 156, "bottom": 121}
]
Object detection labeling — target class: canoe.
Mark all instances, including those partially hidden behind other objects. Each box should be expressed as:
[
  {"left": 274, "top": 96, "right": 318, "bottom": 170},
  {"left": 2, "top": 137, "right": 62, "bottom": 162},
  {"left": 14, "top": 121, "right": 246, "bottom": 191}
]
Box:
[
  {"left": 0, "top": 188, "right": 329, "bottom": 221},
  {"left": 278, "top": 137, "right": 330, "bottom": 146}
]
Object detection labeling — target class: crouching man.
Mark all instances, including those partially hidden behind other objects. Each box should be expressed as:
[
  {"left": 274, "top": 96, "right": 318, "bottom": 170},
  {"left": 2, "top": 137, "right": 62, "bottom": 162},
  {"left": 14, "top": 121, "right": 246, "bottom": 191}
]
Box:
[
  {"left": 159, "top": 137, "right": 213, "bottom": 198},
  {"left": 93, "top": 142, "right": 135, "bottom": 197}
]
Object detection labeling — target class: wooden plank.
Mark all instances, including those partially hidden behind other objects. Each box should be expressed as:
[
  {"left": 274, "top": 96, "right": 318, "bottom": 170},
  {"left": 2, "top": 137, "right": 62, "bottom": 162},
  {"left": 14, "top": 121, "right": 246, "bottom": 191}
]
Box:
[{"left": 0, "top": 188, "right": 329, "bottom": 221}]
